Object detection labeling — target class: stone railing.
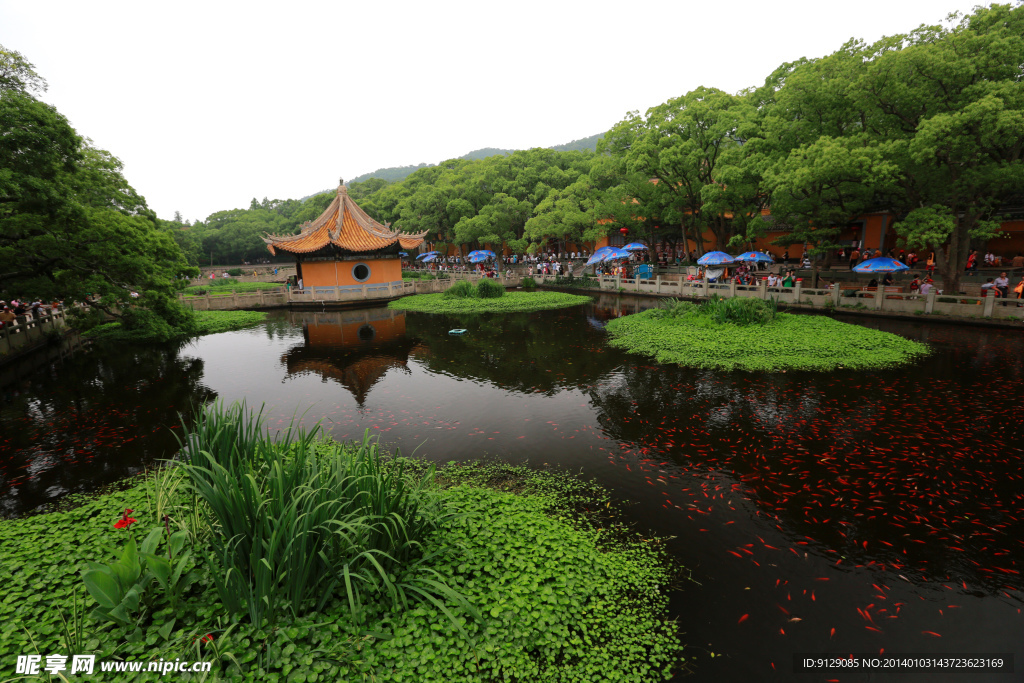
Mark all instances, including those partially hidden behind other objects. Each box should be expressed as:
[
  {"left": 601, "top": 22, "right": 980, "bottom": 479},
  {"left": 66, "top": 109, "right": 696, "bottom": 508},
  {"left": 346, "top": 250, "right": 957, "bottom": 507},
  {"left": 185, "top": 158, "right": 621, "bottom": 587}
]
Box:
[
  {"left": 0, "top": 308, "right": 69, "bottom": 357},
  {"left": 533, "top": 274, "right": 1023, "bottom": 321},
  {"left": 182, "top": 274, "right": 525, "bottom": 310}
]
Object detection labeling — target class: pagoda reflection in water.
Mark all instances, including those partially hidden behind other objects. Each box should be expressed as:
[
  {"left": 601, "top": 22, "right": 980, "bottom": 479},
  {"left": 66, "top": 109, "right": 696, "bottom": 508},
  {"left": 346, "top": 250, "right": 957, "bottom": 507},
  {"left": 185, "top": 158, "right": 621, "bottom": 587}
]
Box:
[{"left": 282, "top": 309, "right": 423, "bottom": 405}]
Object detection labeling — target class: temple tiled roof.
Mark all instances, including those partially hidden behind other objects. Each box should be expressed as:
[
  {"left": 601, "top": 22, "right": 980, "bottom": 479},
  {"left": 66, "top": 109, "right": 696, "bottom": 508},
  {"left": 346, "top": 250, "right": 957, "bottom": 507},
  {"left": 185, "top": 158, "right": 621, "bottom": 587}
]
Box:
[{"left": 264, "top": 183, "right": 427, "bottom": 256}]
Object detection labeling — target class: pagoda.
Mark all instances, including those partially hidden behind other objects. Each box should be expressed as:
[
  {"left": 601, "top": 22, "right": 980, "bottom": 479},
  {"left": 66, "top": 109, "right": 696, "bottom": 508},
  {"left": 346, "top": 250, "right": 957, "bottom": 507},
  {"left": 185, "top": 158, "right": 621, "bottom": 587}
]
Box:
[{"left": 263, "top": 180, "right": 427, "bottom": 289}]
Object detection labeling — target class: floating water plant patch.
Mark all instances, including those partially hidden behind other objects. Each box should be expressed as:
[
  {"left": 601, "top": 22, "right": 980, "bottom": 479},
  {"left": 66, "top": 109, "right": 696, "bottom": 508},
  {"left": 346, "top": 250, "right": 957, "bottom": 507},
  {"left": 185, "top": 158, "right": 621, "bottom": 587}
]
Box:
[
  {"left": 0, "top": 404, "right": 685, "bottom": 682},
  {"left": 85, "top": 310, "right": 268, "bottom": 344},
  {"left": 390, "top": 291, "right": 590, "bottom": 314},
  {"left": 605, "top": 299, "right": 928, "bottom": 372}
]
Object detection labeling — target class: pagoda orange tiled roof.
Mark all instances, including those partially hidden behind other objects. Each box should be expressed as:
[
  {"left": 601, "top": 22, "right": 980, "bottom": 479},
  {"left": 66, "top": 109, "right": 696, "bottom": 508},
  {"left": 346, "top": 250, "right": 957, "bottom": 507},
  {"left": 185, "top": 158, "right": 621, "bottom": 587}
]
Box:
[{"left": 264, "top": 183, "right": 427, "bottom": 255}]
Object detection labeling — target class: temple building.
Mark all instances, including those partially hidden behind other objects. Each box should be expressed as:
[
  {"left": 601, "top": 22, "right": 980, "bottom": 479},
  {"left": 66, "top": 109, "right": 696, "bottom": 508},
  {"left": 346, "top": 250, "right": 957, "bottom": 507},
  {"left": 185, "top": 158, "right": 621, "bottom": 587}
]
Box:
[{"left": 263, "top": 180, "right": 427, "bottom": 289}]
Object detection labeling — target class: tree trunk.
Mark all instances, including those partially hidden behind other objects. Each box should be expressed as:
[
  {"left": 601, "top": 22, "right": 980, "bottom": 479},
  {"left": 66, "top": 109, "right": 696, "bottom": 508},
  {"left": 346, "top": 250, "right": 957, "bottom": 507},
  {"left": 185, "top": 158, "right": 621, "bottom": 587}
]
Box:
[{"left": 935, "top": 213, "right": 974, "bottom": 295}]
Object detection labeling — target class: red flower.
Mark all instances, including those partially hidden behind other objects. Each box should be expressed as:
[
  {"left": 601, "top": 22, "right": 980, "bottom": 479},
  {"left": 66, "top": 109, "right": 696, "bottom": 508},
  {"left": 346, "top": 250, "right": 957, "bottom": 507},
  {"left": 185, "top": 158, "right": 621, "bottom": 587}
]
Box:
[
  {"left": 202, "top": 634, "right": 213, "bottom": 644},
  {"left": 114, "top": 508, "right": 137, "bottom": 530}
]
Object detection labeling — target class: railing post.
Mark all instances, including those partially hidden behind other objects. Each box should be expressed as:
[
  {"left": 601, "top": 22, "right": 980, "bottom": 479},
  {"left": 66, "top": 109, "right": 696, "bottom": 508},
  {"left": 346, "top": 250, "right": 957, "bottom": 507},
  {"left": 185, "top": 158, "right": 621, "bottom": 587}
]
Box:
[
  {"left": 983, "top": 288, "right": 996, "bottom": 318},
  {"left": 729, "top": 280, "right": 737, "bottom": 298},
  {"left": 925, "top": 289, "right": 936, "bottom": 314},
  {"left": 874, "top": 287, "right": 883, "bottom": 310},
  {"left": 759, "top": 279, "right": 768, "bottom": 300},
  {"left": 832, "top": 284, "right": 841, "bottom": 307},
  {"left": 793, "top": 281, "right": 802, "bottom": 304},
  {"left": 656, "top": 275, "right": 662, "bottom": 295}
]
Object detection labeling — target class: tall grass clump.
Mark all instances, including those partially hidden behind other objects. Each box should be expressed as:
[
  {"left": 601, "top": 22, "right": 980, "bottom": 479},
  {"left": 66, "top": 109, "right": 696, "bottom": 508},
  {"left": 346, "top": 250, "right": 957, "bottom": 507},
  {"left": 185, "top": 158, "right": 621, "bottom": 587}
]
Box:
[
  {"left": 176, "top": 402, "right": 474, "bottom": 628},
  {"left": 443, "top": 280, "right": 476, "bottom": 299},
  {"left": 698, "top": 295, "right": 778, "bottom": 325},
  {"left": 475, "top": 278, "right": 505, "bottom": 299}
]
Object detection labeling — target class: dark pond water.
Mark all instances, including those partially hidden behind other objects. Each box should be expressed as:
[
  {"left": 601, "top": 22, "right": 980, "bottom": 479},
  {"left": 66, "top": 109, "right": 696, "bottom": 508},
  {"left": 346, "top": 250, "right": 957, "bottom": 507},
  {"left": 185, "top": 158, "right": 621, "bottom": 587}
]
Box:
[{"left": 2, "top": 296, "right": 1023, "bottom": 682}]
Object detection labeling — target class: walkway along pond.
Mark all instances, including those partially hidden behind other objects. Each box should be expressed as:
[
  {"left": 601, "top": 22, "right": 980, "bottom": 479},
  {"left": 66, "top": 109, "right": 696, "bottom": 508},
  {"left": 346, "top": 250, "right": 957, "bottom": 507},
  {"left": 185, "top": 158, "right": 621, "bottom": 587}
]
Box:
[{"left": 1, "top": 295, "right": 1022, "bottom": 681}]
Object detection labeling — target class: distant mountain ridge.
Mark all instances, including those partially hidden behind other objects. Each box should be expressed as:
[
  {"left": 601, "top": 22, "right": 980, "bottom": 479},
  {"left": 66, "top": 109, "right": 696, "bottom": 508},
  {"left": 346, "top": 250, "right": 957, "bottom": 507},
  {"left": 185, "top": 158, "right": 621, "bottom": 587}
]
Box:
[{"left": 346, "top": 133, "right": 603, "bottom": 186}]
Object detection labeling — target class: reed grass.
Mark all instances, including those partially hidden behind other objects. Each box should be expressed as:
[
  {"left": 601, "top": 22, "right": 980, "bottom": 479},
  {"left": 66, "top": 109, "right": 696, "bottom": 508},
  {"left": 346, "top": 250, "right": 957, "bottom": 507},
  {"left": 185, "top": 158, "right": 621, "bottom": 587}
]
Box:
[{"left": 176, "top": 402, "right": 475, "bottom": 628}]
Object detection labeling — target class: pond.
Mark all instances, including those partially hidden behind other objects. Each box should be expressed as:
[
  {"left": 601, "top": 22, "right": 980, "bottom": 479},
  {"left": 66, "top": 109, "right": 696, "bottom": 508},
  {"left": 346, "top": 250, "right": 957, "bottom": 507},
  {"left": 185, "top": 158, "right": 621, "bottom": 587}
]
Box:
[{"left": 2, "top": 295, "right": 1022, "bottom": 682}]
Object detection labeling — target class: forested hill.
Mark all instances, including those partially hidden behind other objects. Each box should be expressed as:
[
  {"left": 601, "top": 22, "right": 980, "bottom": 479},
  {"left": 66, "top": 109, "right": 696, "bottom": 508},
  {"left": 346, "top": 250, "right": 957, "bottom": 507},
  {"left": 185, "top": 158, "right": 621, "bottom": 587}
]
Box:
[{"left": 347, "top": 133, "right": 603, "bottom": 184}]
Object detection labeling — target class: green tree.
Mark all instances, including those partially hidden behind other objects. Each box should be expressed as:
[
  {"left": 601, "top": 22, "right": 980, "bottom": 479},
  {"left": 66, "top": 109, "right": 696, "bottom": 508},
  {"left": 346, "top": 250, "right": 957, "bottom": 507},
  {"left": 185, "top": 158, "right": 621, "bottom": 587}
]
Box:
[
  {"left": 0, "top": 90, "right": 197, "bottom": 331},
  {"left": 0, "top": 45, "right": 47, "bottom": 94},
  {"left": 857, "top": 4, "right": 1024, "bottom": 293},
  {"left": 601, "top": 87, "right": 751, "bottom": 255}
]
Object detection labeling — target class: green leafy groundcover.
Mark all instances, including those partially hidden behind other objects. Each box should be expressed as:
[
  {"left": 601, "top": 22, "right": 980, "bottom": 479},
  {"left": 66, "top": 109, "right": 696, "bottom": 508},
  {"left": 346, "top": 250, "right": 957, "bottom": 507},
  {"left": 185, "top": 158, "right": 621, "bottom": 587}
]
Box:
[
  {"left": 0, "top": 461, "right": 684, "bottom": 682},
  {"left": 605, "top": 308, "right": 928, "bottom": 372},
  {"left": 85, "top": 310, "right": 268, "bottom": 344},
  {"left": 389, "top": 291, "right": 590, "bottom": 314},
  {"left": 184, "top": 281, "right": 283, "bottom": 296}
]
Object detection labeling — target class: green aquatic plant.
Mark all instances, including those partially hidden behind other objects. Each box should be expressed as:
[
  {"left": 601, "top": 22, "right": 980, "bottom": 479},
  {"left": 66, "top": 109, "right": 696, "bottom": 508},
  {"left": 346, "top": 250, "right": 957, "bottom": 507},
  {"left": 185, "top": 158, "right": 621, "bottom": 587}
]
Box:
[
  {"left": 606, "top": 308, "right": 928, "bottom": 372},
  {"left": 85, "top": 310, "right": 267, "bottom": 344},
  {"left": 443, "top": 280, "right": 476, "bottom": 299},
  {"left": 178, "top": 402, "right": 471, "bottom": 628},
  {"left": 475, "top": 278, "right": 505, "bottom": 299},
  {"left": 699, "top": 296, "right": 778, "bottom": 326},
  {"left": 390, "top": 291, "right": 590, "bottom": 314},
  {"left": 0, "top": 455, "right": 685, "bottom": 681}
]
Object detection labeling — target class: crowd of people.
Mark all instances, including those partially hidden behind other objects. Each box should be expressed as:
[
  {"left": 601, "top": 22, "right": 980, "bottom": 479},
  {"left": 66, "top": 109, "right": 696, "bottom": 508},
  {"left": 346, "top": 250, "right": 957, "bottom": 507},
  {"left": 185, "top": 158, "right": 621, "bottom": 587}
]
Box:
[{"left": 0, "top": 299, "right": 60, "bottom": 329}]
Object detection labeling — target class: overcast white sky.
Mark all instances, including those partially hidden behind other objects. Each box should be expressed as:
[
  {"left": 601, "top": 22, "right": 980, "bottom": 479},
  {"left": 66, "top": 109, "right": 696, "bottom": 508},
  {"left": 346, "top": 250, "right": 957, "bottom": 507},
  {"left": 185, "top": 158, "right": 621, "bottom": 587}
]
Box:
[{"left": 1, "top": 0, "right": 989, "bottom": 223}]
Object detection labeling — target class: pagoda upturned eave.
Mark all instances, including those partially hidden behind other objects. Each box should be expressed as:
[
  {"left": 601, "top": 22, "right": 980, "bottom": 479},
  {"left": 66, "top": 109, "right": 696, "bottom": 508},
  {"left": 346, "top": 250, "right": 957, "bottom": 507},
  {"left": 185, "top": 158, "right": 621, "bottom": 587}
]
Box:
[{"left": 263, "top": 183, "right": 427, "bottom": 256}]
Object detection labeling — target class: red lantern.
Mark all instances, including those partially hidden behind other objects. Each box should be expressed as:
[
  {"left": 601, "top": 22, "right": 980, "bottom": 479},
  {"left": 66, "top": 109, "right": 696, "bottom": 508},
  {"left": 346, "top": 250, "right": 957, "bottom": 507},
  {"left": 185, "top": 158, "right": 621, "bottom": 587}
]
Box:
[{"left": 619, "top": 227, "right": 628, "bottom": 236}]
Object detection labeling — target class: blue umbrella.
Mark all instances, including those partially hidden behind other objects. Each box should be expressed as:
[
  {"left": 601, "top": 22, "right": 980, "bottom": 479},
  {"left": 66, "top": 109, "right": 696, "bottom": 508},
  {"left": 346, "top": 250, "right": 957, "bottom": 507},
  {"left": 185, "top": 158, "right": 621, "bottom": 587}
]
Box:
[
  {"left": 601, "top": 248, "right": 632, "bottom": 262},
  {"left": 735, "top": 251, "right": 775, "bottom": 263},
  {"left": 621, "top": 242, "right": 648, "bottom": 251},
  {"left": 422, "top": 254, "right": 439, "bottom": 263},
  {"left": 416, "top": 251, "right": 439, "bottom": 260},
  {"left": 586, "top": 247, "right": 616, "bottom": 266},
  {"left": 468, "top": 250, "right": 496, "bottom": 259},
  {"left": 853, "top": 257, "right": 909, "bottom": 273},
  {"left": 468, "top": 253, "right": 490, "bottom": 263},
  {"left": 697, "top": 251, "right": 736, "bottom": 266},
  {"left": 399, "top": 251, "right": 409, "bottom": 257}
]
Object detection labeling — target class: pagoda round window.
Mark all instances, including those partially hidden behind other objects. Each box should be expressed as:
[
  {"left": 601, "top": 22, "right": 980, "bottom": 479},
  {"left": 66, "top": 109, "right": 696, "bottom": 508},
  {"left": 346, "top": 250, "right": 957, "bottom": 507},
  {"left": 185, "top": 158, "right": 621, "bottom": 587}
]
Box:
[{"left": 352, "top": 263, "right": 371, "bottom": 282}]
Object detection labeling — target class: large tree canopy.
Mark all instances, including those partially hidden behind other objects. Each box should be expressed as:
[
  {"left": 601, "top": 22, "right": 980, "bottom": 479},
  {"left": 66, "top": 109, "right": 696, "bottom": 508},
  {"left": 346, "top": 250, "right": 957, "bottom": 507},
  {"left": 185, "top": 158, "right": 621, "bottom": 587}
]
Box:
[
  {"left": 859, "top": 4, "right": 1024, "bottom": 293},
  {"left": 0, "top": 53, "right": 198, "bottom": 335}
]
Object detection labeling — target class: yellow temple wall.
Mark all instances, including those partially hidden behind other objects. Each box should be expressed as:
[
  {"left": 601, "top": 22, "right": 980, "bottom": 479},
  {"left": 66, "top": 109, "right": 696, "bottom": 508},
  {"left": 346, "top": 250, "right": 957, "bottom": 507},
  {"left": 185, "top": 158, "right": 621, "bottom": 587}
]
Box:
[{"left": 299, "top": 259, "right": 403, "bottom": 287}]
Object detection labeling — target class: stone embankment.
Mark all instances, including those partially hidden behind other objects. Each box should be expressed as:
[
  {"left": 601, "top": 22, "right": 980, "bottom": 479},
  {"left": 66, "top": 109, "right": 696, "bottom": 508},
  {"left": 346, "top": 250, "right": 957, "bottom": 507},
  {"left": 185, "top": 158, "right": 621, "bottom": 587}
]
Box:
[{"left": 180, "top": 273, "right": 525, "bottom": 311}]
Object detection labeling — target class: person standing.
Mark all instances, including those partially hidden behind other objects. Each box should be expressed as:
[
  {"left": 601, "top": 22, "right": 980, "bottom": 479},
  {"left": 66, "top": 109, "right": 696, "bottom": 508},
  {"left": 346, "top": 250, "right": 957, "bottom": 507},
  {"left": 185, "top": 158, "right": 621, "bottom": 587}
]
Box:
[
  {"left": 849, "top": 247, "right": 860, "bottom": 270},
  {"left": 995, "top": 271, "right": 1010, "bottom": 298},
  {"left": 926, "top": 251, "right": 936, "bottom": 275},
  {"left": 966, "top": 250, "right": 978, "bottom": 272}
]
